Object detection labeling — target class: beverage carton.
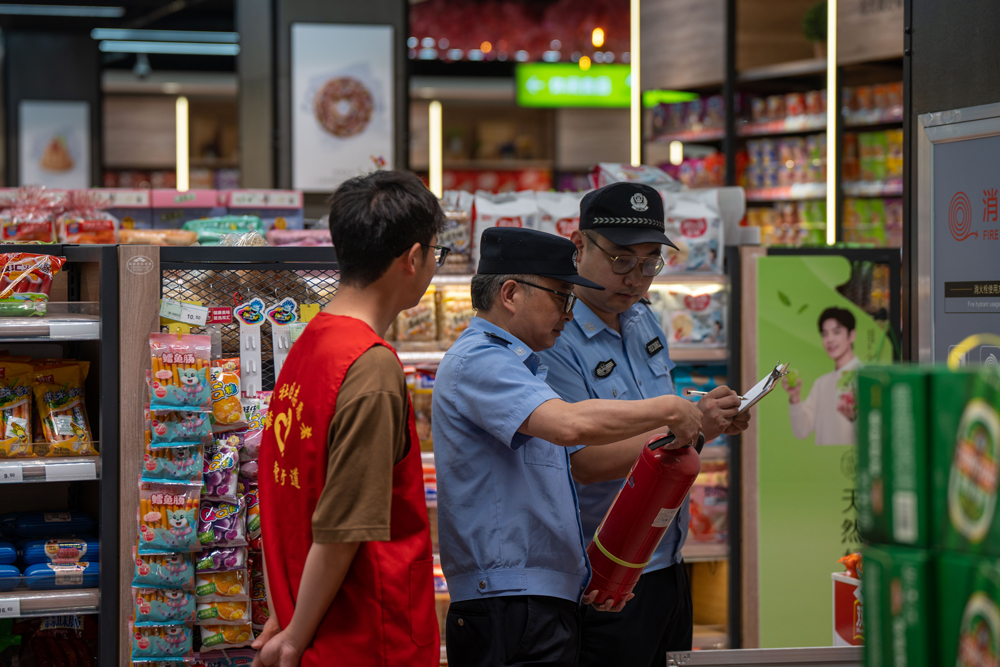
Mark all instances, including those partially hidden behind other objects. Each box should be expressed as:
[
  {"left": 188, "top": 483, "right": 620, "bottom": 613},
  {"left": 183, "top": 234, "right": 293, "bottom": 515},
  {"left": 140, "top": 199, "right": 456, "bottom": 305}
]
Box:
[
  {"left": 863, "top": 544, "right": 933, "bottom": 667},
  {"left": 938, "top": 550, "right": 1000, "bottom": 667}
]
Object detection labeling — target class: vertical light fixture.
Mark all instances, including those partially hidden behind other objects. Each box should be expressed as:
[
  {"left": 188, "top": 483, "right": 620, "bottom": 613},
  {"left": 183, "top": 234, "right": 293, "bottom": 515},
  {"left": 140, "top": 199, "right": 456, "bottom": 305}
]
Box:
[
  {"left": 629, "top": 0, "right": 641, "bottom": 166},
  {"left": 669, "top": 141, "right": 684, "bottom": 166},
  {"left": 175, "top": 95, "right": 189, "bottom": 192},
  {"left": 429, "top": 100, "right": 443, "bottom": 198},
  {"left": 825, "top": 0, "right": 837, "bottom": 245}
]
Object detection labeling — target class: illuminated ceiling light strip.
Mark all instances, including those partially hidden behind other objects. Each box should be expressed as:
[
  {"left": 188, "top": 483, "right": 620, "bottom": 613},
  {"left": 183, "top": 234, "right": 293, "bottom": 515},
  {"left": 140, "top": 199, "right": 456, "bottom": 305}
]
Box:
[
  {"left": 91, "top": 29, "right": 239, "bottom": 43},
  {"left": 0, "top": 4, "right": 123, "bottom": 16},
  {"left": 176, "top": 96, "right": 189, "bottom": 193},
  {"left": 98, "top": 41, "right": 240, "bottom": 56},
  {"left": 428, "top": 101, "right": 443, "bottom": 198},
  {"left": 826, "top": 0, "right": 838, "bottom": 245},
  {"left": 629, "top": 0, "right": 641, "bottom": 166}
]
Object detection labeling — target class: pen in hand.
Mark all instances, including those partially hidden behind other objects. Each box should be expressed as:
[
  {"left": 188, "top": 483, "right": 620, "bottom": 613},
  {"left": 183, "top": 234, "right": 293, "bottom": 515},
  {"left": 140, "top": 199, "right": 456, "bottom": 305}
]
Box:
[{"left": 687, "top": 390, "right": 746, "bottom": 401}]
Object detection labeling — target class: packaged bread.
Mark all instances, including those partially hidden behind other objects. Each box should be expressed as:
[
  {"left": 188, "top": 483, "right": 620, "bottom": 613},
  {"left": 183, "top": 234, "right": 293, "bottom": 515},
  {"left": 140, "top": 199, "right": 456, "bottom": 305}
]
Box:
[{"left": 119, "top": 228, "right": 198, "bottom": 246}]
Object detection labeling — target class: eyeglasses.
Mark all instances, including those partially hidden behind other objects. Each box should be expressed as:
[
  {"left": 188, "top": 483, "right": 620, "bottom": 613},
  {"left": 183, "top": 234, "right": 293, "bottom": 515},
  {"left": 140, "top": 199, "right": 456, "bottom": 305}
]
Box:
[
  {"left": 513, "top": 279, "right": 577, "bottom": 314},
  {"left": 424, "top": 244, "right": 451, "bottom": 267},
  {"left": 584, "top": 231, "right": 665, "bottom": 277}
]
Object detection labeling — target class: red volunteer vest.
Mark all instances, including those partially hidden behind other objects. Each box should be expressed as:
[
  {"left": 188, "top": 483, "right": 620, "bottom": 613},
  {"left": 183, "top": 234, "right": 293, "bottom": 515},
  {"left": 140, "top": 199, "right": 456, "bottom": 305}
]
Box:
[{"left": 260, "top": 313, "right": 438, "bottom": 666}]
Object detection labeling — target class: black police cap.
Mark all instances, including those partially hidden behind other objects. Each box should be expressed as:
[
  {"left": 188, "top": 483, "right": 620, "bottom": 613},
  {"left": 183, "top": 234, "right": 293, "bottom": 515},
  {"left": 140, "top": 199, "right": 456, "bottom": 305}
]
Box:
[
  {"left": 579, "top": 182, "right": 679, "bottom": 249},
  {"left": 476, "top": 227, "right": 605, "bottom": 290}
]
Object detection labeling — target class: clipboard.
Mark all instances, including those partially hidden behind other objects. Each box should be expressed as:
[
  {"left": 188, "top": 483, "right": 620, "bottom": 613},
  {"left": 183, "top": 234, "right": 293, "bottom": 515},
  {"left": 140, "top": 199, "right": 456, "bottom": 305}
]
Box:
[{"left": 737, "top": 362, "right": 789, "bottom": 415}]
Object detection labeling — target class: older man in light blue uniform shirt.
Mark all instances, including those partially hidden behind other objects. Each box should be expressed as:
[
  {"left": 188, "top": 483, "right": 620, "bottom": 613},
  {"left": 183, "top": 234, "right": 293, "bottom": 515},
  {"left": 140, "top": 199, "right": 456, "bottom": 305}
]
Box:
[
  {"left": 433, "top": 226, "right": 705, "bottom": 667},
  {"left": 538, "top": 182, "right": 750, "bottom": 667}
]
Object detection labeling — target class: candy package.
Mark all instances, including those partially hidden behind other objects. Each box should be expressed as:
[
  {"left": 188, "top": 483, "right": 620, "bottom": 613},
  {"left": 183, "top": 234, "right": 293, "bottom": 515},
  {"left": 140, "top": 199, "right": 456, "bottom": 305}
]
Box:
[
  {"left": 149, "top": 334, "right": 212, "bottom": 411},
  {"left": 133, "top": 549, "right": 195, "bottom": 590},
  {"left": 134, "top": 588, "right": 197, "bottom": 625},
  {"left": 395, "top": 286, "right": 437, "bottom": 342},
  {"left": 199, "top": 623, "right": 254, "bottom": 650},
  {"left": 251, "top": 597, "right": 270, "bottom": 628},
  {"left": 439, "top": 190, "right": 474, "bottom": 266},
  {"left": 142, "top": 442, "right": 204, "bottom": 484},
  {"left": 472, "top": 191, "right": 539, "bottom": 265},
  {"left": 0, "top": 253, "right": 66, "bottom": 317},
  {"left": 32, "top": 363, "right": 96, "bottom": 456},
  {"left": 150, "top": 411, "right": 212, "bottom": 447},
  {"left": 57, "top": 191, "right": 118, "bottom": 244},
  {"left": 242, "top": 401, "right": 266, "bottom": 458},
  {"left": 196, "top": 546, "right": 248, "bottom": 573},
  {"left": 244, "top": 486, "right": 261, "bottom": 551},
  {"left": 196, "top": 568, "right": 249, "bottom": 602},
  {"left": 0, "top": 361, "right": 34, "bottom": 457},
  {"left": 198, "top": 499, "right": 247, "bottom": 549},
  {"left": 210, "top": 368, "right": 244, "bottom": 426},
  {"left": 196, "top": 599, "right": 252, "bottom": 625},
  {"left": 203, "top": 438, "right": 240, "bottom": 502},
  {"left": 131, "top": 624, "right": 194, "bottom": 662},
  {"left": 648, "top": 287, "right": 726, "bottom": 346},
  {"left": 536, "top": 191, "right": 586, "bottom": 240},
  {"left": 138, "top": 483, "right": 201, "bottom": 554}
]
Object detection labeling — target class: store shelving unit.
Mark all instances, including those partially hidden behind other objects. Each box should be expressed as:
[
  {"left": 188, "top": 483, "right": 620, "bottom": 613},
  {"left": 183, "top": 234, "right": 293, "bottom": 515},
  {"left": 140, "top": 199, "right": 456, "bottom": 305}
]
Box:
[{"left": 0, "top": 245, "right": 119, "bottom": 667}]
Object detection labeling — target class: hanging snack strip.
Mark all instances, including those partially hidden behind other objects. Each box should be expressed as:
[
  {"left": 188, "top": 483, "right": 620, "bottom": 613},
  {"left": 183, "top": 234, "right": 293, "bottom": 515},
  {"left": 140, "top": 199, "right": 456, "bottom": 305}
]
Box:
[
  {"left": 0, "top": 361, "right": 33, "bottom": 458},
  {"left": 133, "top": 549, "right": 196, "bottom": 591},
  {"left": 32, "top": 363, "right": 96, "bottom": 457},
  {"left": 134, "top": 587, "right": 197, "bottom": 625},
  {"left": 138, "top": 483, "right": 202, "bottom": 554},
  {"left": 149, "top": 410, "right": 213, "bottom": 447},
  {"left": 0, "top": 252, "right": 66, "bottom": 317},
  {"left": 149, "top": 334, "right": 212, "bottom": 412},
  {"left": 142, "top": 441, "right": 204, "bottom": 484}
]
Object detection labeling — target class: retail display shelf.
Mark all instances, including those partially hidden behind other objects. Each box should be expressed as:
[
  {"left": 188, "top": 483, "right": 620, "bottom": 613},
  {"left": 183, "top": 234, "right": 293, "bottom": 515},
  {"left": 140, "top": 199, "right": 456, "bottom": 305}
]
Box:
[
  {"left": 443, "top": 159, "right": 554, "bottom": 170},
  {"left": 738, "top": 115, "right": 826, "bottom": 137},
  {"left": 844, "top": 109, "right": 903, "bottom": 127},
  {"left": 682, "top": 542, "right": 727, "bottom": 562},
  {"left": 738, "top": 58, "right": 827, "bottom": 82},
  {"left": 0, "top": 588, "right": 100, "bottom": 618},
  {"left": 692, "top": 624, "right": 728, "bottom": 651},
  {"left": 0, "top": 302, "right": 101, "bottom": 341},
  {"left": 842, "top": 181, "right": 903, "bottom": 197},
  {"left": 399, "top": 350, "right": 448, "bottom": 364},
  {"left": 670, "top": 347, "right": 728, "bottom": 363},
  {"left": 649, "top": 128, "right": 726, "bottom": 144},
  {"left": 0, "top": 456, "right": 99, "bottom": 483},
  {"left": 745, "top": 183, "right": 827, "bottom": 202}
]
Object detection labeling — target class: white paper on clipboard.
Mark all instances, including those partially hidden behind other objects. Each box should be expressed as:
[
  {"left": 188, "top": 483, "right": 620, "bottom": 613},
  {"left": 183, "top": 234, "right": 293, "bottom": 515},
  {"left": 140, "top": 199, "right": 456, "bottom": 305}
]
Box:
[{"left": 737, "top": 362, "right": 789, "bottom": 415}]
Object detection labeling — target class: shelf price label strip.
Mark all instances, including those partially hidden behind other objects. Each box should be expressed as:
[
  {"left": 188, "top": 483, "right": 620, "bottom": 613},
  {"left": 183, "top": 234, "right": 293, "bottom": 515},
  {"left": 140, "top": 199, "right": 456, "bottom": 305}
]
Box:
[
  {"left": 0, "top": 462, "right": 22, "bottom": 483},
  {"left": 0, "top": 597, "right": 20, "bottom": 618}
]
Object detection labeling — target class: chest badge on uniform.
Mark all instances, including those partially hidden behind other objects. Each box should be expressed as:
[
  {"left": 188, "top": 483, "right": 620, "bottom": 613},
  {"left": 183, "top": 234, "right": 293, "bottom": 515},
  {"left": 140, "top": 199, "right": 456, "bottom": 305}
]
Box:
[
  {"left": 645, "top": 336, "right": 664, "bottom": 357},
  {"left": 594, "top": 359, "right": 617, "bottom": 378}
]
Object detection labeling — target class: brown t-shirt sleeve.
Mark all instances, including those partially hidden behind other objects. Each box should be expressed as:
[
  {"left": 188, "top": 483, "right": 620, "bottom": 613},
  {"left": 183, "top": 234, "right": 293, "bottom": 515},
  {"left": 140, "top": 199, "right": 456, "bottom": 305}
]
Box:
[{"left": 311, "top": 345, "right": 410, "bottom": 544}]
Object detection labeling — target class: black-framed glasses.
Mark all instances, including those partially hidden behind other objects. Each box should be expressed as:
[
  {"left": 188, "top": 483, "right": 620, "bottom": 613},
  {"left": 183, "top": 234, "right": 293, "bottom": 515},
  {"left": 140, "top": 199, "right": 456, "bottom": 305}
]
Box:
[
  {"left": 584, "top": 231, "right": 665, "bottom": 277},
  {"left": 424, "top": 244, "right": 451, "bottom": 267},
  {"left": 513, "top": 279, "right": 577, "bottom": 314}
]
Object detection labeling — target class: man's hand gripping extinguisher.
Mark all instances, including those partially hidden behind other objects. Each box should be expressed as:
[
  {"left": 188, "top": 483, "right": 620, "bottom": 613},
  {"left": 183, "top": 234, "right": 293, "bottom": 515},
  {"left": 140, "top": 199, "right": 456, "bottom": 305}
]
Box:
[{"left": 584, "top": 432, "right": 705, "bottom": 606}]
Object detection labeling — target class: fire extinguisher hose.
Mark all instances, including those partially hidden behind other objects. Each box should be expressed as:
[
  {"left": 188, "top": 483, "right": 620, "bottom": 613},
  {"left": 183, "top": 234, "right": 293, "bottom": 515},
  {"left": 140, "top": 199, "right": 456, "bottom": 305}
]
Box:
[{"left": 591, "top": 533, "right": 650, "bottom": 569}]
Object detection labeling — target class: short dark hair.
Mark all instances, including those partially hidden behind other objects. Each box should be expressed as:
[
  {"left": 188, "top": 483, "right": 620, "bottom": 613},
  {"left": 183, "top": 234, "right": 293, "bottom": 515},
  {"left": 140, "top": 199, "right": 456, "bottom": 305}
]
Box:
[
  {"left": 328, "top": 171, "right": 445, "bottom": 287},
  {"left": 818, "top": 307, "right": 855, "bottom": 333}
]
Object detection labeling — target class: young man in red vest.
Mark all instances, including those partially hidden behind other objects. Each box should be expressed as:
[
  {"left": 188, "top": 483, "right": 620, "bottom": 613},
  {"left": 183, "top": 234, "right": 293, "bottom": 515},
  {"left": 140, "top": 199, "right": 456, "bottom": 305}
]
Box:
[{"left": 254, "top": 170, "right": 447, "bottom": 667}]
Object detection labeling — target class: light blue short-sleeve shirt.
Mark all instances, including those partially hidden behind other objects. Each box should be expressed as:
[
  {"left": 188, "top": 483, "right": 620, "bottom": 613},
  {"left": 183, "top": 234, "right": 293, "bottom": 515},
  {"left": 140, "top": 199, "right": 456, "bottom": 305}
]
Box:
[
  {"left": 432, "top": 317, "right": 592, "bottom": 603},
  {"left": 537, "top": 299, "right": 688, "bottom": 572}
]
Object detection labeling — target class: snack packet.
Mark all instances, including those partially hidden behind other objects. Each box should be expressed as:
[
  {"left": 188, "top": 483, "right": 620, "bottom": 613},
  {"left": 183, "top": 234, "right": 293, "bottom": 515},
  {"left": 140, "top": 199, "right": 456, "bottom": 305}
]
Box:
[
  {"left": 196, "top": 568, "right": 249, "bottom": 602},
  {"left": 210, "top": 368, "right": 244, "bottom": 426},
  {"left": 0, "top": 253, "right": 67, "bottom": 317},
  {"left": 252, "top": 597, "right": 270, "bottom": 628},
  {"left": 199, "top": 623, "right": 254, "bottom": 650},
  {"left": 536, "top": 191, "right": 587, "bottom": 239},
  {"left": 142, "top": 442, "right": 204, "bottom": 484},
  {"left": 242, "top": 402, "right": 266, "bottom": 458},
  {"left": 437, "top": 287, "right": 474, "bottom": 345},
  {"left": 196, "top": 599, "right": 252, "bottom": 625},
  {"left": 57, "top": 191, "right": 118, "bottom": 244},
  {"left": 648, "top": 288, "right": 726, "bottom": 346},
  {"left": 212, "top": 358, "right": 240, "bottom": 376},
  {"left": 0, "top": 187, "right": 60, "bottom": 243},
  {"left": 0, "top": 362, "right": 33, "bottom": 457},
  {"left": 395, "top": 286, "right": 437, "bottom": 342},
  {"left": 406, "top": 368, "right": 434, "bottom": 452},
  {"left": 131, "top": 624, "right": 193, "bottom": 662},
  {"left": 203, "top": 437, "right": 240, "bottom": 502},
  {"left": 134, "top": 588, "right": 197, "bottom": 625},
  {"left": 244, "top": 485, "right": 261, "bottom": 551},
  {"left": 133, "top": 549, "right": 195, "bottom": 590},
  {"left": 196, "top": 546, "right": 248, "bottom": 573},
  {"left": 182, "top": 216, "right": 265, "bottom": 246},
  {"left": 439, "top": 190, "right": 474, "bottom": 266},
  {"left": 149, "top": 334, "right": 212, "bottom": 411},
  {"left": 32, "top": 363, "right": 96, "bottom": 456},
  {"left": 150, "top": 411, "right": 212, "bottom": 447},
  {"left": 198, "top": 499, "right": 247, "bottom": 549},
  {"left": 138, "top": 482, "right": 201, "bottom": 554}
]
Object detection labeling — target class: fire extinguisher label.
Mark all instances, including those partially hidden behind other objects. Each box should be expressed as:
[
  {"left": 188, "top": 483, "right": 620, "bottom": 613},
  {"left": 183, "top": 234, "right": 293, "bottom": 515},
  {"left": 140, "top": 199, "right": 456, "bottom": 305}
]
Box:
[{"left": 651, "top": 507, "right": 679, "bottom": 528}]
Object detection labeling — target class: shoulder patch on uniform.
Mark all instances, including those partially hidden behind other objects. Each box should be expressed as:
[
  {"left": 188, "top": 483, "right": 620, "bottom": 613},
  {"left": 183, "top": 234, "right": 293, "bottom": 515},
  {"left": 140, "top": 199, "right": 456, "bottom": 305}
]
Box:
[
  {"left": 639, "top": 296, "right": 652, "bottom": 305},
  {"left": 484, "top": 331, "right": 511, "bottom": 347},
  {"left": 645, "top": 336, "right": 664, "bottom": 357},
  {"left": 594, "top": 359, "right": 617, "bottom": 378}
]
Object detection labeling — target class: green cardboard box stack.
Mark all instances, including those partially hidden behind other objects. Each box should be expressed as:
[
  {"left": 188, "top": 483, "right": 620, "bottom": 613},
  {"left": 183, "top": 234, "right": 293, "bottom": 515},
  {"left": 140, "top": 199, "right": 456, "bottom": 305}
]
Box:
[{"left": 858, "top": 365, "right": 1000, "bottom": 667}]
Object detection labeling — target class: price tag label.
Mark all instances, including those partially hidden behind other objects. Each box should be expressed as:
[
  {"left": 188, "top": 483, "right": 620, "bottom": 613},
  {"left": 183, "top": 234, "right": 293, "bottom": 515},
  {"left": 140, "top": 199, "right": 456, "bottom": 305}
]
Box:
[
  {"left": 0, "top": 463, "right": 22, "bottom": 484},
  {"left": 207, "top": 307, "right": 233, "bottom": 325},
  {"left": 159, "top": 298, "right": 184, "bottom": 321},
  {"left": 289, "top": 322, "right": 307, "bottom": 344},
  {"left": 45, "top": 461, "right": 97, "bottom": 482},
  {"left": 180, "top": 303, "right": 209, "bottom": 326},
  {"left": 0, "top": 598, "right": 20, "bottom": 618}
]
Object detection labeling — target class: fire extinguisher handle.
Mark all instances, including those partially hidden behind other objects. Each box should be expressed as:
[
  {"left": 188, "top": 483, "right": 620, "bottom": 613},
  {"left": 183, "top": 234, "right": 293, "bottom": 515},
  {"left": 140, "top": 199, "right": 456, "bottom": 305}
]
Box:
[
  {"left": 646, "top": 432, "right": 706, "bottom": 453},
  {"left": 694, "top": 432, "right": 705, "bottom": 454}
]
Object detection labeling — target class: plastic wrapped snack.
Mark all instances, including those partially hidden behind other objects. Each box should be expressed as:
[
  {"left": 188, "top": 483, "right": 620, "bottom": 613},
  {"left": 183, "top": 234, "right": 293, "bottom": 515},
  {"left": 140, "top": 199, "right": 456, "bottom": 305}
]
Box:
[
  {"left": 138, "top": 483, "right": 201, "bottom": 554},
  {"left": 395, "top": 286, "right": 437, "bottom": 342},
  {"left": 0, "top": 187, "right": 60, "bottom": 243},
  {"left": 648, "top": 288, "right": 726, "bottom": 346},
  {"left": 149, "top": 334, "right": 212, "bottom": 411},
  {"left": 663, "top": 216, "right": 724, "bottom": 273},
  {"left": 196, "top": 599, "right": 252, "bottom": 625},
  {"left": 20, "top": 537, "right": 98, "bottom": 565},
  {"left": 131, "top": 624, "right": 193, "bottom": 662},
  {"left": 0, "top": 361, "right": 34, "bottom": 457},
  {"left": 244, "top": 485, "right": 261, "bottom": 551},
  {"left": 31, "top": 363, "right": 96, "bottom": 456},
  {"left": 142, "top": 442, "right": 204, "bottom": 484},
  {"left": 406, "top": 368, "right": 435, "bottom": 452},
  {"left": 198, "top": 499, "right": 247, "bottom": 549},
  {"left": 119, "top": 228, "right": 198, "bottom": 246},
  {"left": 437, "top": 287, "right": 474, "bottom": 345},
  {"left": 203, "top": 438, "right": 240, "bottom": 502},
  {"left": 210, "top": 368, "right": 244, "bottom": 426},
  {"left": 134, "top": 588, "right": 197, "bottom": 625},
  {"left": 196, "top": 568, "right": 249, "bottom": 602},
  {"left": 265, "top": 228, "right": 332, "bottom": 246},
  {"left": 199, "top": 623, "right": 254, "bottom": 650},
  {"left": 439, "top": 190, "right": 474, "bottom": 266},
  {"left": 150, "top": 411, "right": 212, "bottom": 447},
  {"left": 57, "top": 191, "right": 118, "bottom": 244},
  {"left": 196, "top": 546, "right": 248, "bottom": 573},
  {"left": 24, "top": 561, "right": 98, "bottom": 589},
  {"left": 0, "top": 253, "right": 67, "bottom": 317},
  {"left": 133, "top": 549, "right": 195, "bottom": 590},
  {"left": 182, "top": 216, "right": 265, "bottom": 246},
  {"left": 536, "top": 191, "right": 587, "bottom": 239}
]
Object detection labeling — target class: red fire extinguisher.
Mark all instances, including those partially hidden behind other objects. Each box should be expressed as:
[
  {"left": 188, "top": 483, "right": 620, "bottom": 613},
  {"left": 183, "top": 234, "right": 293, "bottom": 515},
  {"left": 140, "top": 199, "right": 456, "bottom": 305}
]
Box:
[{"left": 585, "top": 432, "right": 704, "bottom": 606}]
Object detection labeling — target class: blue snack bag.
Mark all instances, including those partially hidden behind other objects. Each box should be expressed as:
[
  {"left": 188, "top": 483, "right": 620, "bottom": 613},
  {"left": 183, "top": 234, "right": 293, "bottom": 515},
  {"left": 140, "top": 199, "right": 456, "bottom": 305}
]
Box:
[
  {"left": 149, "top": 411, "right": 213, "bottom": 447},
  {"left": 133, "top": 549, "right": 195, "bottom": 590},
  {"left": 134, "top": 588, "right": 197, "bottom": 625}
]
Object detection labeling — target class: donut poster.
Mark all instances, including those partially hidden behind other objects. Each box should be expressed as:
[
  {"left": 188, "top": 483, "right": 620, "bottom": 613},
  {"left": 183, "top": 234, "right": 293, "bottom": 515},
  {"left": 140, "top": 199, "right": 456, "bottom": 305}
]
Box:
[
  {"left": 18, "top": 100, "right": 90, "bottom": 188},
  {"left": 291, "top": 23, "right": 394, "bottom": 191}
]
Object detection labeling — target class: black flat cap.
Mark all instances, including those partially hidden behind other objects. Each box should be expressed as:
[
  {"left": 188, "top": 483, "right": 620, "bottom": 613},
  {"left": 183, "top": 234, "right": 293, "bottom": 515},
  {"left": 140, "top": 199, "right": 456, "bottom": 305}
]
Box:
[
  {"left": 580, "top": 182, "right": 678, "bottom": 249},
  {"left": 477, "top": 227, "right": 605, "bottom": 290}
]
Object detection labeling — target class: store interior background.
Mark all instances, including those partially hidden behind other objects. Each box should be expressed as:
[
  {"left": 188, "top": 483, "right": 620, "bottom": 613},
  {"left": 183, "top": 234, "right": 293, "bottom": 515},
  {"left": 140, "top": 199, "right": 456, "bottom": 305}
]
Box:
[{"left": 0, "top": 0, "right": 996, "bottom": 664}]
